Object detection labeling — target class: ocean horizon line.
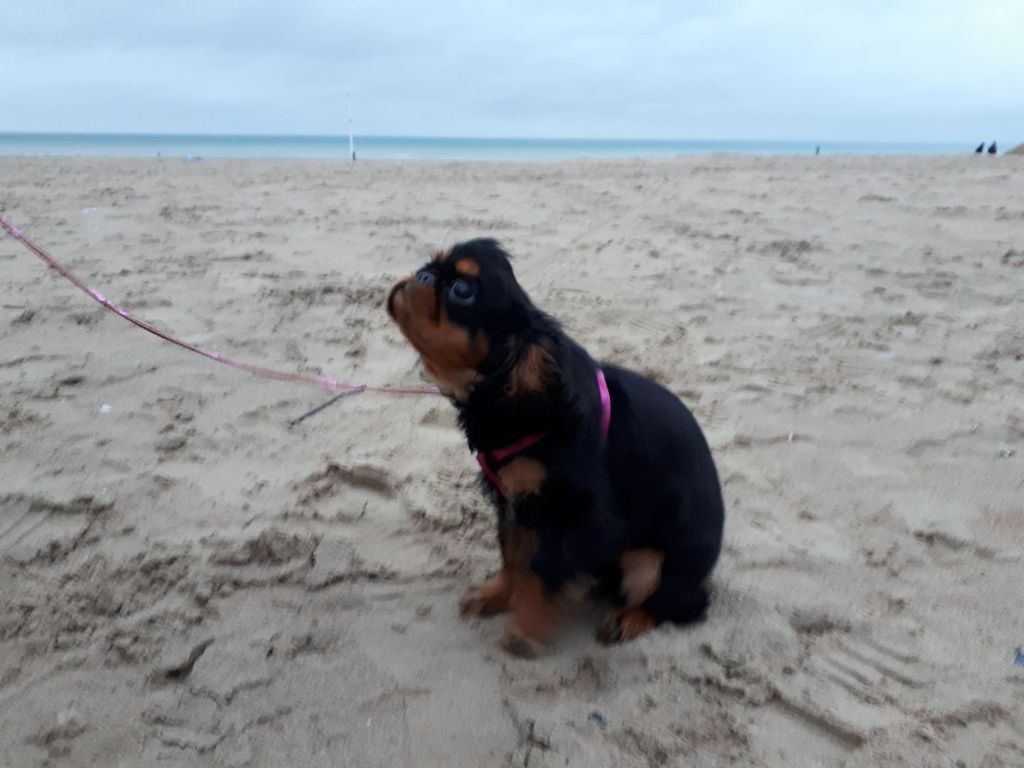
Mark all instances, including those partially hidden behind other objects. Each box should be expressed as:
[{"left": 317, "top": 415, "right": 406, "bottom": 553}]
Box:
[
  {"left": 0, "top": 131, "right": 977, "bottom": 160},
  {"left": 0, "top": 129, "right": 969, "bottom": 142}
]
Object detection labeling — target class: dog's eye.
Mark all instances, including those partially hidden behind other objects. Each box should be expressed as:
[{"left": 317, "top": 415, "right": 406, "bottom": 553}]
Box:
[
  {"left": 448, "top": 279, "right": 475, "bottom": 305},
  {"left": 415, "top": 269, "right": 437, "bottom": 286}
]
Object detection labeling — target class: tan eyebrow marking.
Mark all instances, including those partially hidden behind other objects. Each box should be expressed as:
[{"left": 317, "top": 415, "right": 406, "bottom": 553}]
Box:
[{"left": 454, "top": 258, "right": 480, "bottom": 277}]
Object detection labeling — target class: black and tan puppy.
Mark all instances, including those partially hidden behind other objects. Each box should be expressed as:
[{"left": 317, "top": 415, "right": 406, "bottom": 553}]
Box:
[{"left": 387, "top": 238, "right": 724, "bottom": 656}]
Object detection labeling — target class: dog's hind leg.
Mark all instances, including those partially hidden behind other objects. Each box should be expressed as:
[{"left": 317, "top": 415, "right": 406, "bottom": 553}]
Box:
[
  {"left": 641, "top": 539, "right": 718, "bottom": 626},
  {"left": 642, "top": 579, "right": 710, "bottom": 625},
  {"left": 597, "top": 554, "right": 710, "bottom": 644}
]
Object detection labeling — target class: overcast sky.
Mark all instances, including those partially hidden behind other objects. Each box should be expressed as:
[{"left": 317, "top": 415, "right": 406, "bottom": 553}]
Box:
[{"left": 3, "top": 0, "right": 1022, "bottom": 142}]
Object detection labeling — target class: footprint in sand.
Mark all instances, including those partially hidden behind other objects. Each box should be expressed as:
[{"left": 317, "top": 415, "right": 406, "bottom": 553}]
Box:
[
  {"left": 0, "top": 494, "right": 111, "bottom": 565},
  {"left": 295, "top": 460, "right": 394, "bottom": 504},
  {"left": 288, "top": 459, "right": 398, "bottom": 524},
  {"left": 752, "top": 623, "right": 929, "bottom": 764}
]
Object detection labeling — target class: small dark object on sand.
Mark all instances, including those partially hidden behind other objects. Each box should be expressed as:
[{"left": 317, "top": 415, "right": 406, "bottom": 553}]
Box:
[
  {"left": 975, "top": 142, "right": 985, "bottom": 153},
  {"left": 588, "top": 711, "right": 608, "bottom": 730},
  {"left": 1014, "top": 647, "right": 1024, "bottom": 667},
  {"left": 288, "top": 389, "right": 362, "bottom": 427},
  {"left": 988, "top": 141, "right": 998, "bottom": 155}
]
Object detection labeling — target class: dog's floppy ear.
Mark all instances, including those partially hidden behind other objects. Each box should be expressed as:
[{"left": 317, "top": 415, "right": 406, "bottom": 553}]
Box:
[{"left": 505, "top": 340, "right": 556, "bottom": 398}]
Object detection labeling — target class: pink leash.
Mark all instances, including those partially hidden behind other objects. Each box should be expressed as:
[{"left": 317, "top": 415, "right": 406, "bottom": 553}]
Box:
[
  {"left": 0, "top": 213, "right": 440, "bottom": 398},
  {"left": 477, "top": 368, "right": 611, "bottom": 497}
]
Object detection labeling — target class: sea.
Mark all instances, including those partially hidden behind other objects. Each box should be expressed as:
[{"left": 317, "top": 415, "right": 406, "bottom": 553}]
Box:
[{"left": 0, "top": 132, "right": 967, "bottom": 161}]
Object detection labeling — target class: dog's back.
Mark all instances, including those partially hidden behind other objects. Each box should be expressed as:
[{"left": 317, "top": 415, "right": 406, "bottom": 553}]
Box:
[{"left": 603, "top": 365, "right": 725, "bottom": 613}]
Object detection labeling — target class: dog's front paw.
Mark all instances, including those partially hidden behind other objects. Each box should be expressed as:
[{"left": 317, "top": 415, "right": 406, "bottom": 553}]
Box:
[
  {"left": 500, "top": 624, "right": 546, "bottom": 659},
  {"left": 459, "top": 574, "right": 512, "bottom": 618},
  {"left": 596, "top": 608, "right": 658, "bottom": 645}
]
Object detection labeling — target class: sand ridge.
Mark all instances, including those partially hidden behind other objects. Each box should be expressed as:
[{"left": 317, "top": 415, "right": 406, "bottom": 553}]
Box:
[{"left": 1, "top": 155, "right": 1023, "bottom": 766}]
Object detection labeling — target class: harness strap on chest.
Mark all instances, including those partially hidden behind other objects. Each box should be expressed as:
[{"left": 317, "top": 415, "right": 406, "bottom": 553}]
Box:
[{"left": 477, "top": 368, "right": 611, "bottom": 498}]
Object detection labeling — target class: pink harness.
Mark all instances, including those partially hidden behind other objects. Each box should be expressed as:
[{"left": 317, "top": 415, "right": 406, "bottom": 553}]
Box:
[{"left": 477, "top": 369, "right": 611, "bottom": 497}]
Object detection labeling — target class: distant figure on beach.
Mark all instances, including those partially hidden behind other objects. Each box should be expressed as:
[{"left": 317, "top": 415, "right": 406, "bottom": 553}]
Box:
[
  {"left": 975, "top": 142, "right": 985, "bottom": 153},
  {"left": 987, "top": 142, "right": 997, "bottom": 155},
  {"left": 815, "top": 145, "right": 820, "bottom": 156}
]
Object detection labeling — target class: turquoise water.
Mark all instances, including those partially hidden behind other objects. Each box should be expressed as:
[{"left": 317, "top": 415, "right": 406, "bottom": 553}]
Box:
[{"left": 0, "top": 132, "right": 966, "bottom": 160}]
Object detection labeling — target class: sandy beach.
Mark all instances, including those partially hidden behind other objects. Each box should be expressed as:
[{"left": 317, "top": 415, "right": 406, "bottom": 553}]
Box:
[{"left": 2, "top": 154, "right": 1023, "bottom": 767}]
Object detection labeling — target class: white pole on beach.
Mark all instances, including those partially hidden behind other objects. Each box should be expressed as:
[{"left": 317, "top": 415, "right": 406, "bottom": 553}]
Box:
[{"left": 347, "top": 93, "right": 356, "bottom": 161}]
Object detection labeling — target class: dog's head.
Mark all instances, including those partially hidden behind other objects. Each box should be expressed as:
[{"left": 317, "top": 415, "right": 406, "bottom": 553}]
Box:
[{"left": 387, "top": 239, "right": 554, "bottom": 401}]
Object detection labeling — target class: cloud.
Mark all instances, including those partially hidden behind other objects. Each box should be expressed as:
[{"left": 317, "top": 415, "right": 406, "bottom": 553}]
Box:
[{"left": 2, "top": 0, "right": 1021, "bottom": 140}]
